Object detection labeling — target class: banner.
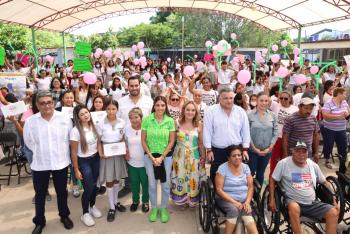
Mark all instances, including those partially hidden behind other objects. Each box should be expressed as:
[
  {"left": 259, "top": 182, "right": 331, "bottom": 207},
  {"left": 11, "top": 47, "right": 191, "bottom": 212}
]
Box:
[
  {"left": 73, "top": 58, "right": 92, "bottom": 72},
  {"left": 0, "top": 47, "right": 4, "bottom": 66},
  {"left": 74, "top": 41, "right": 91, "bottom": 56},
  {"left": 0, "top": 72, "right": 26, "bottom": 99}
]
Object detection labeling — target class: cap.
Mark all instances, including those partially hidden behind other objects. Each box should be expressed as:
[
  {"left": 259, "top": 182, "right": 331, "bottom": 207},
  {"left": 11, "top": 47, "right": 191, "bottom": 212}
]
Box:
[{"left": 294, "top": 141, "right": 307, "bottom": 150}]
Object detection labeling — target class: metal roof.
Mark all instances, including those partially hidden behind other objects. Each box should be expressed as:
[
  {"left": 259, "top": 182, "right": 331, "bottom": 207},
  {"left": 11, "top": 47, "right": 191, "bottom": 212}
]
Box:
[{"left": 0, "top": 0, "right": 350, "bottom": 32}]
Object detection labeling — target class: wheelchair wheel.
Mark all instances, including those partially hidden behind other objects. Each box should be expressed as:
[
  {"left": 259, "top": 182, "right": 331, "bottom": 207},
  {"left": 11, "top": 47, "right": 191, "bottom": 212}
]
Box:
[
  {"left": 326, "top": 176, "right": 345, "bottom": 223},
  {"left": 261, "top": 185, "right": 281, "bottom": 234},
  {"left": 199, "top": 180, "right": 211, "bottom": 232}
]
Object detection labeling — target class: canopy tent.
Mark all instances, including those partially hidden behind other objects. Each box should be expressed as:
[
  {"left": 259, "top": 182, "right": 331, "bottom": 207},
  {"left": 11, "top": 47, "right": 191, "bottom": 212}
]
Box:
[{"left": 0, "top": 0, "right": 350, "bottom": 33}]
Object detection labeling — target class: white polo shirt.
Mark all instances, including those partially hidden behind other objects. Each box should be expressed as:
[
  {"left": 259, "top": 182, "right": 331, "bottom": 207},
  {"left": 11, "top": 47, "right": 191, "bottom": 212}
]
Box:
[
  {"left": 218, "top": 69, "right": 233, "bottom": 85},
  {"left": 23, "top": 111, "right": 72, "bottom": 171},
  {"left": 118, "top": 94, "right": 153, "bottom": 125}
]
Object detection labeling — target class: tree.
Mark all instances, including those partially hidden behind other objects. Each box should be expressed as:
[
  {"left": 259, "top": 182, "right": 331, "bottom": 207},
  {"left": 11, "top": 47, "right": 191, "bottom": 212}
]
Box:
[
  {"left": 150, "top": 12, "right": 171, "bottom": 24},
  {"left": 88, "top": 27, "right": 118, "bottom": 50},
  {"left": 117, "top": 23, "right": 178, "bottom": 49},
  {"left": 0, "top": 23, "right": 30, "bottom": 56}
]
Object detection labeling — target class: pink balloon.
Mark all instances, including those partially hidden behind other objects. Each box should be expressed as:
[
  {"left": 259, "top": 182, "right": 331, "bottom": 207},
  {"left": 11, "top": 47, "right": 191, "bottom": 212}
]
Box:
[
  {"left": 114, "top": 49, "right": 122, "bottom": 57},
  {"left": 293, "top": 48, "right": 300, "bottom": 55},
  {"left": 141, "top": 61, "right": 147, "bottom": 69},
  {"left": 230, "top": 33, "right": 237, "bottom": 40},
  {"left": 255, "top": 51, "right": 261, "bottom": 57},
  {"left": 130, "top": 51, "right": 135, "bottom": 58},
  {"left": 96, "top": 48, "right": 102, "bottom": 54},
  {"left": 277, "top": 67, "right": 289, "bottom": 78},
  {"left": 139, "top": 56, "right": 147, "bottom": 63},
  {"left": 167, "top": 57, "right": 171, "bottom": 63},
  {"left": 45, "top": 55, "right": 54, "bottom": 64},
  {"left": 107, "top": 48, "right": 113, "bottom": 53},
  {"left": 256, "top": 56, "right": 263, "bottom": 63},
  {"left": 310, "top": 65, "right": 319, "bottom": 74},
  {"left": 294, "top": 56, "right": 299, "bottom": 63},
  {"left": 295, "top": 74, "right": 307, "bottom": 85},
  {"left": 139, "top": 49, "right": 145, "bottom": 56},
  {"left": 83, "top": 72, "right": 97, "bottom": 85},
  {"left": 94, "top": 52, "right": 100, "bottom": 59},
  {"left": 195, "top": 62, "right": 204, "bottom": 72},
  {"left": 271, "top": 54, "right": 280, "bottom": 64},
  {"left": 262, "top": 48, "right": 268, "bottom": 55},
  {"left": 272, "top": 44, "right": 279, "bottom": 52},
  {"left": 103, "top": 50, "right": 112, "bottom": 58},
  {"left": 281, "top": 40, "right": 288, "bottom": 47},
  {"left": 237, "top": 70, "right": 251, "bottom": 84},
  {"left": 133, "top": 59, "right": 140, "bottom": 65},
  {"left": 184, "top": 66, "right": 195, "bottom": 77},
  {"left": 205, "top": 41, "right": 212, "bottom": 48},
  {"left": 217, "top": 45, "right": 225, "bottom": 53},
  {"left": 137, "top": 41, "right": 145, "bottom": 49},
  {"left": 143, "top": 72, "right": 150, "bottom": 81},
  {"left": 131, "top": 45, "right": 138, "bottom": 51},
  {"left": 224, "top": 50, "right": 232, "bottom": 56}
]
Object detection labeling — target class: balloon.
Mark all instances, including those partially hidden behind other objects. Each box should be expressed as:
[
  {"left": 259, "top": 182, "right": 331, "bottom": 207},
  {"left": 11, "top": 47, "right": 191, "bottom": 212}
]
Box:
[
  {"left": 96, "top": 48, "right": 102, "bottom": 54},
  {"left": 167, "top": 57, "right": 171, "bottom": 63},
  {"left": 107, "top": 48, "right": 113, "bottom": 53},
  {"left": 205, "top": 41, "right": 213, "bottom": 48},
  {"left": 255, "top": 51, "right": 261, "bottom": 57},
  {"left": 143, "top": 72, "right": 150, "bottom": 81},
  {"left": 272, "top": 44, "right": 279, "bottom": 52},
  {"left": 45, "top": 55, "right": 54, "bottom": 64},
  {"left": 218, "top": 40, "right": 229, "bottom": 52},
  {"left": 94, "top": 52, "right": 100, "bottom": 58},
  {"left": 83, "top": 72, "right": 97, "bottom": 85},
  {"left": 184, "top": 66, "right": 195, "bottom": 77},
  {"left": 294, "top": 56, "right": 299, "bottom": 63},
  {"left": 140, "top": 61, "right": 147, "bottom": 69},
  {"left": 133, "top": 59, "right": 140, "bottom": 65},
  {"left": 204, "top": 53, "right": 214, "bottom": 62},
  {"left": 293, "top": 48, "right": 300, "bottom": 55},
  {"left": 212, "top": 45, "right": 218, "bottom": 51},
  {"left": 139, "top": 56, "right": 147, "bottom": 63},
  {"left": 256, "top": 56, "right": 263, "bottom": 63},
  {"left": 262, "top": 48, "right": 268, "bottom": 55},
  {"left": 103, "top": 50, "right": 112, "bottom": 58},
  {"left": 310, "top": 65, "right": 319, "bottom": 75},
  {"left": 230, "top": 33, "right": 237, "bottom": 40},
  {"left": 114, "top": 49, "right": 122, "bottom": 57},
  {"left": 295, "top": 74, "right": 307, "bottom": 85},
  {"left": 194, "top": 54, "right": 198, "bottom": 59},
  {"left": 237, "top": 70, "right": 251, "bottom": 84},
  {"left": 130, "top": 51, "right": 135, "bottom": 58},
  {"left": 277, "top": 67, "right": 289, "bottom": 78},
  {"left": 139, "top": 49, "right": 145, "bottom": 56},
  {"left": 137, "top": 41, "right": 145, "bottom": 49},
  {"left": 224, "top": 50, "right": 232, "bottom": 56},
  {"left": 131, "top": 45, "right": 138, "bottom": 51},
  {"left": 281, "top": 40, "right": 288, "bottom": 47},
  {"left": 233, "top": 57, "right": 240, "bottom": 64},
  {"left": 217, "top": 45, "right": 225, "bottom": 53},
  {"left": 195, "top": 62, "right": 204, "bottom": 72},
  {"left": 271, "top": 54, "right": 280, "bottom": 64}
]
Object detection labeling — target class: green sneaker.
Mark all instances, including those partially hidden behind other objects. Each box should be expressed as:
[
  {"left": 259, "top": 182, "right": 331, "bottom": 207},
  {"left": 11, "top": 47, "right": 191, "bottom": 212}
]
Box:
[
  {"left": 160, "top": 208, "right": 169, "bottom": 223},
  {"left": 149, "top": 208, "right": 158, "bottom": 222}
]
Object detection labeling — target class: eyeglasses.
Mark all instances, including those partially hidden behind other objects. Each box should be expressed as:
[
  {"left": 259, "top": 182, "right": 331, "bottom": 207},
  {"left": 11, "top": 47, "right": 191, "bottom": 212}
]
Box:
[
  {"left": 230, "top": 154, "right": 242, "bottom": 158},
  {"left": 279, "top": 97, "right": 289, "bottom": 101},
  {"left": 171, "top": 98, "right": 180, "bottom": 101},
  {"left": 38, "top": 101, "right": 54, "bottom": 106}
]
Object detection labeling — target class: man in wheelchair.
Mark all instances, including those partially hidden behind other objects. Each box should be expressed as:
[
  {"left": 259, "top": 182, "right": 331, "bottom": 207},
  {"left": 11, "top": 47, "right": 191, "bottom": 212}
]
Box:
[
  {"left": 215, "top": 145, "right": 259, "bottom": 234},
  {"left": 269, "top": 141, "right": 339, "bottom": 234}
]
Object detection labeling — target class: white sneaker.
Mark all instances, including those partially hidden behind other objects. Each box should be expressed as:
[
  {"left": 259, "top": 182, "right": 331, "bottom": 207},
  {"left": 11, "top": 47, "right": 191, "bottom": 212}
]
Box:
[
  {"left": 90, "top": 205, "right": 102, "bottom": 218},
  {"left": 81, "top": 213, "right": 95, "bottom": 227}
]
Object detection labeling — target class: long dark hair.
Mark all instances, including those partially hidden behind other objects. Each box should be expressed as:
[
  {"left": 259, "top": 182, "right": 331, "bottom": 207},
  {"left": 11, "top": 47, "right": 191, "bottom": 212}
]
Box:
[
  {"left": 151, "top": 95, "right": 171, "bottom": 117},
  {"left": 110, "top": 77, "right": 122, "bottom": 91},
  {"left": 72, "top": 105, "right": 98, "bottom": 154},
  {"left": 90, "top": 96, "right": 106, "bottom": 112},
  {"left": 85, "top": 84, "right": 98, "bottom": 106},
  {"left": 59, "top": 90, "right": 75, "bottom": 107},
  {"left": 50, "top": 77, "right": 65, "bottom": 90}
]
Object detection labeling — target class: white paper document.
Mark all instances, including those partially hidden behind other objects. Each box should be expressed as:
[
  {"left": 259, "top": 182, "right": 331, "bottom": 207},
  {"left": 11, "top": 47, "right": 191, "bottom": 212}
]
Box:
[
  {"left": 103, "top": 142, "right": 126, "bottom": 157},
  {"left": 1, "top": 101, "right": 27, "bottom": 117}
]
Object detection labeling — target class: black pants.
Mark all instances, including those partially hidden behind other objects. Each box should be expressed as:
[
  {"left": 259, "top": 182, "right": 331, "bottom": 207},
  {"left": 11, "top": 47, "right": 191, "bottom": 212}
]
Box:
[
  {"left": 32, "top": 166, "right": 70, "bottom": 225},
  {"left": 210, "top": 147, "right": 229, "bottom": 183}
]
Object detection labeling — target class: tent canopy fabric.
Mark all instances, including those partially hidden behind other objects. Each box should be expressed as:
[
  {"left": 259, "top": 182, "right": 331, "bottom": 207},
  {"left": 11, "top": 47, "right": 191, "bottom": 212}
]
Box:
[{"left": 0, "top": 0, "right": 349, "bottom": 32}]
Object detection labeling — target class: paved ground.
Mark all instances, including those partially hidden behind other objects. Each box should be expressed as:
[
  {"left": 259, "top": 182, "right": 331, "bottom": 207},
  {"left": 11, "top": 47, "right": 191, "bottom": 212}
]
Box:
[{"left": 0, "top": 155, "right": 348, "bottom": 234}]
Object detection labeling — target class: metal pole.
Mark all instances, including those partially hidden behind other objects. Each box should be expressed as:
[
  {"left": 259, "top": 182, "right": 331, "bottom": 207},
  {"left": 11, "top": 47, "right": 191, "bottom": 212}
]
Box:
[
  {"left": 62, "top": 32, "right": 67, "bottom": 64},
  {"left": 181, "top": 16, "right": 184, "bottom": 64},
  {"left": 297, "top": 26, "right": 302, "bottom": 48},
  {"left": 31, "top": 28, "right": 37, "bottom": 67}
]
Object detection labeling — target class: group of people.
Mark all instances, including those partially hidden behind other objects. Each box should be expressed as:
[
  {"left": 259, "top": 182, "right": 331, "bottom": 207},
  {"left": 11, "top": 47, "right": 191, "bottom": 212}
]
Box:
[{"left": 0, "top": 51, "right": 349, "bottom": 234}]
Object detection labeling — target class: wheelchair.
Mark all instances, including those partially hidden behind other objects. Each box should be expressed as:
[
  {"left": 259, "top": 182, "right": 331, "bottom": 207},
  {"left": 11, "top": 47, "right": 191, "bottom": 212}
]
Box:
[
  {"left": 198, "top": 176, "right": 264, "bottom": 234},
  {"left": 261, "top": 176, "right": 345, "bottom": 234},
  {"left": 335, "top": 171, "right": 350, "bottom": 226}
]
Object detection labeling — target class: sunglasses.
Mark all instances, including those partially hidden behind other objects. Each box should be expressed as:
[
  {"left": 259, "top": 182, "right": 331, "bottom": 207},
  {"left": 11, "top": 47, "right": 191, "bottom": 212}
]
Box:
[
  {"left": 171, "top": 98, "right": 180, "bottom": 101},
  {"left": 279, "top": 97, "right": 289, "bottom": 101}
]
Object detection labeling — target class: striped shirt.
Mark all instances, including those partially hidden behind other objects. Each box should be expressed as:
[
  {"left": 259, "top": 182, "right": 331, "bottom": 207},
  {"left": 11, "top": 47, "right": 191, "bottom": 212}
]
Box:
[
  {"left": 322, "top": 99, "right": 349, "bottom": 131},
  {"left": 283, "top": 112, "right": 320, "bottom": 156}
]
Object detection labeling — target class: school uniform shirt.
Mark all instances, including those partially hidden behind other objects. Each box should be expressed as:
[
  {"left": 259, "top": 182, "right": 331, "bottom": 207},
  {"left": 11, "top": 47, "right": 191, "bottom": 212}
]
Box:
[
  {"left": 124, "top": 126, "right": 144, "bottom": 168},
  {"left": 97, "top": 117, "right": 125, "bottom": 144},
  {"left": 218, "top": 69, "right": 233, "bottom": 85},
  {"left": 109, "top": 87, "right": 126, "bottom": 101},
  {"left": 36, "top": 77, "right": 52, "bottom": 91},
  {"left": 23, "top": 111, "right": 73, "bottom": 171},
  {"left": 70, "top": 127, "right": 98, "bottom": 158},
  {"left": 118, "top": 94, "right": 153, "bottom": 125}
]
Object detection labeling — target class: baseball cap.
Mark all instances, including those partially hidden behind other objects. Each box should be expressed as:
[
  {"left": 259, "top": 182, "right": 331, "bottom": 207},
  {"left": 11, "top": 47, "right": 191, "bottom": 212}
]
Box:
[
  {"left": 294, "top": 141, "right": 307, "bottom": 150},
  {"left": 299, "top": 91, "right": 315, "bottom": 106}
]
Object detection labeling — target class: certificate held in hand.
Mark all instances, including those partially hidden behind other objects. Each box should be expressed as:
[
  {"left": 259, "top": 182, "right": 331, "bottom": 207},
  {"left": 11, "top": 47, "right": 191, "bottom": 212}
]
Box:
[{"left": 103, "top": 142, "right": 126, "bottom": 157}]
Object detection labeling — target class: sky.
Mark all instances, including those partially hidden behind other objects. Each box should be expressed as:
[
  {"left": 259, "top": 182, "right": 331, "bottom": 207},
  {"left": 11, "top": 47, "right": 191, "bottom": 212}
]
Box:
[{"left": 71, "top": 12, "right": 350, "bottom": 40}]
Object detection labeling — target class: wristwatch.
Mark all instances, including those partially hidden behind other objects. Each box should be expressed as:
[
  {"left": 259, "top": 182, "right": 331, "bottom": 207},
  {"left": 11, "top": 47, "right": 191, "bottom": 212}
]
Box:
[{"left": 206, "top": 148, "right": 212, "bottom": 152}]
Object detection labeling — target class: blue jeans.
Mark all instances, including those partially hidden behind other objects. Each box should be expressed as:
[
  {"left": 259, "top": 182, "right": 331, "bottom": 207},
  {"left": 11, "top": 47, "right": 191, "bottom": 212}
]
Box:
[
  {"left": 322, "top": 127, "right": 347, "bottom": 173},
  {"left": 144, "top": 155, "right": 172, "bottom": 208},
  {"left": 78, "top": 155, "right": 100, "bottom": 214},
  {"left": 248, "top": 150, "right": 271, "bottom": 185}
]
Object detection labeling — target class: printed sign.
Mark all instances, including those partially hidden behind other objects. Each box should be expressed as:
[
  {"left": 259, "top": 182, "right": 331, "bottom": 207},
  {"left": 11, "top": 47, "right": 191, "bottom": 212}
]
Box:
[
  {"left": 0, "top": 72, "right": 26, "bottom": 99},
  {"left": 74, "top": 41, "right": 91, "bottom": 56},
  {"left": 0, "top": 100, "right": 27, "bottom": 117},
  {"left": 0, "top": 47, "right": 5, "bottom": 66},
  {"left": 73, "top": 58, "right": 92, "bottom": 72}
]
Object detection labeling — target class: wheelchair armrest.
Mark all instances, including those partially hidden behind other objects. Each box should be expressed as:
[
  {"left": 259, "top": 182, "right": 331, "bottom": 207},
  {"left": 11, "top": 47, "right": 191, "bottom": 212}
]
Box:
[
  {"left": 208, "top": 177, "right": 214, "bottom": 191},
  {"left": 253, "top": 179, "right": 261, "bottom": 193},
  {"left": 318, "top": 183, "right": 336, "bottom": 196}
]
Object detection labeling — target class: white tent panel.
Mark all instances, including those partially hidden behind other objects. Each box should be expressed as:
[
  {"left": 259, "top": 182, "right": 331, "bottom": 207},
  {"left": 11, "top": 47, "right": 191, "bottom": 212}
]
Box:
[
  {"left": 255, "top": 0, "right": 306, "bottom": 11},
  {"left": 302, "top": 0, "right": 347, "bottom": 19},
  {"left": 96, "top": 4, "right": 125, "bottom": 14},
  {"left": 72, "top": 9, "right": 102, "bottom": 21},
  {"left": 192, "top": 1, "right": 218, "bottom": 10},
  {"left": 215, "top": 3, "right": 242, "bottom": 15},
  {"left": 146, "top": 0, "right": 169, "bottom": 8},
  {"left": 44, "top": 16, "right": 81, "bottom": 31},
  {"left": 235, "top": 8, "right": 267, "bottom": 21},
  {"left": 30, "top": 0, "right": 83, "bottom": 11},
  {"left": 120, "top": 1, "right": 148, "bottom": 10},
  {"left": 170, "top": 0, "right": 195, "bottom": 8},
  {"left": 256, "top": 16, "right": 291, "bottom": 31},
  {"left": 281, "top": 5, "right": 325, "bottom": 24}
]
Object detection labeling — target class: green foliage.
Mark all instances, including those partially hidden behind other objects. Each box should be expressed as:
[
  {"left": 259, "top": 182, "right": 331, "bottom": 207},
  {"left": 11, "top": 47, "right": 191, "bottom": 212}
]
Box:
[
  {"left": 150, "top": 12, "right": 171, "bottom": 24},
  {"left": 0, "top": 23, "right": 30, "bottom": 53},
  {"left": 88, "top": 27, "right": 118, "bottom": 50},
  {"left": 117, "top": 23, "right": 178, "bottom": 49}
]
